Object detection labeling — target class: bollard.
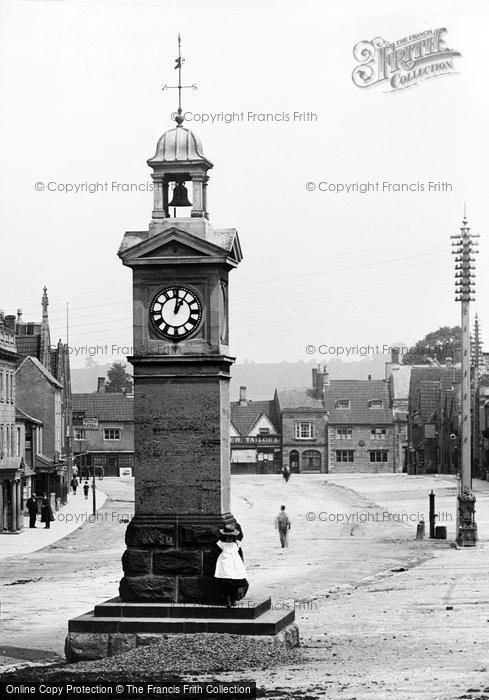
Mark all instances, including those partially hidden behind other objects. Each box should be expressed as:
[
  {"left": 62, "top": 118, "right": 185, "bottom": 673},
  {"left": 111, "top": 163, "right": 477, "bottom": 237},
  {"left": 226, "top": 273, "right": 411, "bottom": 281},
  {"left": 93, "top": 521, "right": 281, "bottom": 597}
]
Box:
[
  {"left": 429, "top": 490, "right": 436, "bottom": 539},
  {"left": 416, "top": 519, "right": 425, "bottom": 540}
]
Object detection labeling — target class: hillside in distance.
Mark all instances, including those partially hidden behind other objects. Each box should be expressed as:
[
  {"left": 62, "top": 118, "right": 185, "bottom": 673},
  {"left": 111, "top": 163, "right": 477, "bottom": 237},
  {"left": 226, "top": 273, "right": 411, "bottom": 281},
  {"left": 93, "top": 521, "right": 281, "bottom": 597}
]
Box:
[{"left": 71, "top": 356, "right": 388, "bottom": 398}]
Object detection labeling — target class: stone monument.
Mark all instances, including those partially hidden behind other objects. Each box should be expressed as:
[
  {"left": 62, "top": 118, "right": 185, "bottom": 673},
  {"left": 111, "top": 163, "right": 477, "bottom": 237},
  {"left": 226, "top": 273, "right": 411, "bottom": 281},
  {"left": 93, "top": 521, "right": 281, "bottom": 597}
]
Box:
[{"left": 65, "top": 46, "right": 298, "bottom": 660}]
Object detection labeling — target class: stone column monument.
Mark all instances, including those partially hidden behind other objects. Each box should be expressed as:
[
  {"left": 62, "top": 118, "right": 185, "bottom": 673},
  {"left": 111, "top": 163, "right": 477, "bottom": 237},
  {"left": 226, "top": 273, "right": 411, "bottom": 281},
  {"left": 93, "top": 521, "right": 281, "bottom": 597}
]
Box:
[
  {"left": 65, "top": 90, "right": 298, "bottom": 663},
  {"left": 117, "top": 116, "right": 242, "bottom": 604}
]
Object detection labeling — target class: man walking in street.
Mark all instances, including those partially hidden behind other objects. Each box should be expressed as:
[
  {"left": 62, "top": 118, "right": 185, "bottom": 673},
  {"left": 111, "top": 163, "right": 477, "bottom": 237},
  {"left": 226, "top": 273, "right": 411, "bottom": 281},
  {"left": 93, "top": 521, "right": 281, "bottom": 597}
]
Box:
[
  {"left": 281, "top": 465, "right": 291, "bottom": 483},
  {"left": 70, "top": 476, "right": 78, "bottom": 495},
  {"left": 26, "top": 493, "right": 38, "bottom": 528},
  {"left": 83, "top": 481, "right": 90, "bottom": 500},
  {"left": 275, "top": 505, "right": 291, "bottom": 548}
]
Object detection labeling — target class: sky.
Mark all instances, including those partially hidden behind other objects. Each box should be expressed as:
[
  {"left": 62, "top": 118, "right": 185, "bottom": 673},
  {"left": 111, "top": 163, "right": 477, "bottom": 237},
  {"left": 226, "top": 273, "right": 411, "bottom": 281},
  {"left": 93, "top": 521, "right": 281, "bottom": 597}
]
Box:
[{"left": 1, "top": 0, "right": 488, "bottom": 369}]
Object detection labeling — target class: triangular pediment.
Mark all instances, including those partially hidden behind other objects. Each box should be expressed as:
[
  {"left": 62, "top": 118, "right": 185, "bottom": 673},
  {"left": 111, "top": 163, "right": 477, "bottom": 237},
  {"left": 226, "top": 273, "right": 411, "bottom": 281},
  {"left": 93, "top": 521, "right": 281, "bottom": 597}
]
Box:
[
  {"left": 119, "top": 227, "right": 239, "bottom": 265},
  {"left": 140, "top": 240, "right": 203, "bottom": 258}
]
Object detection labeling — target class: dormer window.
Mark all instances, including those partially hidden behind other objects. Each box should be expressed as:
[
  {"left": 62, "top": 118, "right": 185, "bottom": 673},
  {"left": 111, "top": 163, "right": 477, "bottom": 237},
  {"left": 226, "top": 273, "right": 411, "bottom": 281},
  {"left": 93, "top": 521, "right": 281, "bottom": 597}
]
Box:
[
  {"left": 335, "top": 399, "right": 350, "bottom": 409},
  {"left": 368, "top": 400, "right": 383, "bottom": 409}
]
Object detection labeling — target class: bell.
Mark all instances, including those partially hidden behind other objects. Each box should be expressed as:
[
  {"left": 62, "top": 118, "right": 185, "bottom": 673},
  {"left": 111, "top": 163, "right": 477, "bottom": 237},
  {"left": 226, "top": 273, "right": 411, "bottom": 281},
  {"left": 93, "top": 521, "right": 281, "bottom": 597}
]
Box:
[{"left": 168, "top": 182, "right": 192, "bottom": 207}]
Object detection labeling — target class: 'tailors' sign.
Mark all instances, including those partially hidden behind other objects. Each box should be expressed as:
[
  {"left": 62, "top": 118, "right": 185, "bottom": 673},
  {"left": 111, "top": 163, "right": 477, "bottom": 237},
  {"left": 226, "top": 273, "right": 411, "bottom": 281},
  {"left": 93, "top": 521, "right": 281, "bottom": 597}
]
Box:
[{"left": 352, "top": 28, "right": 461, "bottom": 92}]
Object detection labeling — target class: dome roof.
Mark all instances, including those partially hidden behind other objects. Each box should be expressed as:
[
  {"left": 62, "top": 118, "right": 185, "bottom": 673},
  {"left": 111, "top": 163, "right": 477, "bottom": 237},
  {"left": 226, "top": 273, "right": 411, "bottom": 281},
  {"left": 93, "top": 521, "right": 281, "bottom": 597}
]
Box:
[{"left": 149, "top": 125, "right": 207, "bottom": 163}]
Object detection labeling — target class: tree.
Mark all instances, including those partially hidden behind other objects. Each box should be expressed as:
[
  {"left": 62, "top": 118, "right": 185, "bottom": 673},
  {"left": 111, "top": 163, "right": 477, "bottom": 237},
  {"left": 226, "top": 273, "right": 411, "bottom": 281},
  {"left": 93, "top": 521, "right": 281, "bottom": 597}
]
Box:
[
  {"left": 105, "top": 362, "right": 133, "bottom": 394},
  {"left": 402, "top": 326, "right": 461, "bottom": 365}
]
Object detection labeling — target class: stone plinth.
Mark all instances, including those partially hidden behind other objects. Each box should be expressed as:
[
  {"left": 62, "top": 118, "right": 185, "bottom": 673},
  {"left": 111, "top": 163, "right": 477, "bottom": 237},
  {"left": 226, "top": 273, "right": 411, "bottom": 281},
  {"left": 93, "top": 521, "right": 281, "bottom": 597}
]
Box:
[
  {"left": 119, "top": 514, "right": 238, "bottom": 603},
  {"left": 65, "top": 597, "right": 299, "bottom": 662}
]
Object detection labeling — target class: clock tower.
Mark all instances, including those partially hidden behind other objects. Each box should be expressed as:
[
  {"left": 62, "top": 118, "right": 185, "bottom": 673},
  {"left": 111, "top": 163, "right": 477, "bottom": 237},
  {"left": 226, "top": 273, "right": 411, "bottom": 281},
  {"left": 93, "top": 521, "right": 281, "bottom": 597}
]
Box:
[
  {"left": 66, "top": 46, "right": 298, "bottom": 659},
  {"left": 117, "top": 114, "right": 243, "bottom": 604}
]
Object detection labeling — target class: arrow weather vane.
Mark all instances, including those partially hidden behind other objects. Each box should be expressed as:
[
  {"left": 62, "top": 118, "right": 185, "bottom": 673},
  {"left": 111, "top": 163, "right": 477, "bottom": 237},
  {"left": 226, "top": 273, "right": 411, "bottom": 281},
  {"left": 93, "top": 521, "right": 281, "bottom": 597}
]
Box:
[{"left": 162, "top": 34, "right": 197, "bottom": 125}]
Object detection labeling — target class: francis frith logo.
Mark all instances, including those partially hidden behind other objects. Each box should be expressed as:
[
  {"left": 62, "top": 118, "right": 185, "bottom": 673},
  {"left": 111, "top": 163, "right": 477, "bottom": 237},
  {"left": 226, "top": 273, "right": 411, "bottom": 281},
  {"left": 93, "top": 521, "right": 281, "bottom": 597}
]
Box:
[{"left": 352, "top": 28, "right": 461, "bottom": 91}]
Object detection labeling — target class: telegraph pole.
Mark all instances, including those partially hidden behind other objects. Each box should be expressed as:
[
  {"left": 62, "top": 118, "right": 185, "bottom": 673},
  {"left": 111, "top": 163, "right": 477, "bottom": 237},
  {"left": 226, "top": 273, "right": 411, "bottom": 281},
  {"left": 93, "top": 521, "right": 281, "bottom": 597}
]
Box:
[
  {"left": 472, "top": 315, "right": 482, "bottom": 477},
  {"left": 451, "top": 211, "right": 479, "bottom": 546}
]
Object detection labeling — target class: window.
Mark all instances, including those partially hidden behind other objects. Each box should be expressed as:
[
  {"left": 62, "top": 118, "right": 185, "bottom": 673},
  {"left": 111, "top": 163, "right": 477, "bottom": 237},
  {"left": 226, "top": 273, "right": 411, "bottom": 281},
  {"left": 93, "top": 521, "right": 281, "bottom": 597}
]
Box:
[
  {"left": 0, "top": 371, "right": 3, "bottom": 401},
  {"left": 37, "top": 426, "right": 43, "bottom": 454},
  {"left": 369, "top": 451, "right": 388, "bottom": 462},
  {"left": 5, "top": 373, "right": 9, "bottom": 403},
  {"left": 302, "top": 450, "right": 321, "bottom": 470},
  {"left": 107, "top": 455, "right": 119, "bottom": 468},
  {"left": 294, "top": 422, "right": 314, "bottom": 439},
  {"left": 74, "top": 428, "right": 87, "bottom": 440},
  {"left": 368, "top": 400, "right": 383, "bottom": 409},
  {"left": 335, "top": 400, "right": 350, "bottom": 409},
  {"left": 336, "top": 427, "right": 352, "bottom": 440},
  {"left": 336, "top": 450, "right": 354, "bottom": 463},
  {"left": 6, "top": 426, "right": 10, "bottom": 456},
  {"left": 16, "top": 427, "right": 21, "bottom": 457},
  {"left": 9, "top": 372, "right": 13, "bottom": 402},
  {"left": 104, "top": 428, "right": 121, "bottom": 441},
  {"left": 370, "top": 428, "right": 386, "bottom": 440},
  {"left": 259, "top": 428, "right": 270, "bottom": 435}
]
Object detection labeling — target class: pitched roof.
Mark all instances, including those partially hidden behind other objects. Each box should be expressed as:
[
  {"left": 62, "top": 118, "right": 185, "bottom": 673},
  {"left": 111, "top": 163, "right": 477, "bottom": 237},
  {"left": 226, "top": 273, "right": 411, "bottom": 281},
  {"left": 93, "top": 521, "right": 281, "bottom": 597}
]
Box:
[
  {"left": 230, "top": 400, "right": 279, "bottom": 436},
  {"left": 409, "top": 366, "right": 461, "bottom": 419},
  {"left": 275, "top": 388, "right": 325, "bottom": 411},
  {"left": 17, "top": 356, "right": 63, "bottom": 388},
  {"left": 323, "top": 380, "right": 393, "bottom": 424},
  {"left": 16, "top": 407, "right": 43, "bottom": 425},
  {"left": 72, "top": 393, "right": 134, "bottom": 421}
]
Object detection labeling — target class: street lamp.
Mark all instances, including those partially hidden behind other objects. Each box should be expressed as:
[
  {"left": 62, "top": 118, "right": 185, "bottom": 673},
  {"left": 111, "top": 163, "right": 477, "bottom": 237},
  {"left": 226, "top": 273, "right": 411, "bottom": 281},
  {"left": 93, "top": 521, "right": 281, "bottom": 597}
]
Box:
[{"left": 451, "top": 212, "right": 479, "bottom": 546}]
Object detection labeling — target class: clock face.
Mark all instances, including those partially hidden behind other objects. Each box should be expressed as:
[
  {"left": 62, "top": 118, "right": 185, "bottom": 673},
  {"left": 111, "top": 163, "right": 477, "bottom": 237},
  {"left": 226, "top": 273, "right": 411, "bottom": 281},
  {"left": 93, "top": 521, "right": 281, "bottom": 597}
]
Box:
[{"left": 149, "top": 286, "right": 203, "bottom": 340}]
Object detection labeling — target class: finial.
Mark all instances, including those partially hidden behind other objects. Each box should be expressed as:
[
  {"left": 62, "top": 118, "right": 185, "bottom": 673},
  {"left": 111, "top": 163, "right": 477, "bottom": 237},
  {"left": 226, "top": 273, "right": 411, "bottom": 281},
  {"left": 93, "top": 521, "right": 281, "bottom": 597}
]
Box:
[
  {"left": 463, "top": 201, "right": 468, "bottom": 226},
  {"left": 42, "top": 286, "right": 49, "bottom": 317},
  {"left": 161, "top": 35, "right": 197, "bottom": 126}
]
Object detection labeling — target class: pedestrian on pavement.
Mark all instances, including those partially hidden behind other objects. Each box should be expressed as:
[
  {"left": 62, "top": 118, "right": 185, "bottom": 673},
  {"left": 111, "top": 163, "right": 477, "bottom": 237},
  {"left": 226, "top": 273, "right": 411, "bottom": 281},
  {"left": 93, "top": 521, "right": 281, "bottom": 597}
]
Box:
[
  {"left": 275, "top": 505, "right": 291, "bottom": 548},
  {"left": 40, "top": 497, "right": 54, "bottom": 529},
  {"left": 214, "top": 523, "right": 249, "bottom": 607},
  {"left": 70, "top": 476, "right": 79, "bottom": 495},
  {"left": 83, "top": 481, "right": 89, "bottom": 499},
  {"left": 26, "top": 493, "right": 38, "bottom": 528},
  {"left": 281, "top": 465, "right": 291, "bottom": 483}
]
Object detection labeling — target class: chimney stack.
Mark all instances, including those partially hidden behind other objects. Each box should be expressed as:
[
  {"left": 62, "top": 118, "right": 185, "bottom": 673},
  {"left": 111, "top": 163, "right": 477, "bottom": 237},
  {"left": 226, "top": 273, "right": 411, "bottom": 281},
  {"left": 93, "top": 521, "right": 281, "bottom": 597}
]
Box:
[
  {"left": 97, "top": 377, "right": 106, "bottom": 394},
  {"left": 313, "top": 363, "right": 330, "bottom": 397},
  {"left": 391, "top": 347, "right": 400, "bottom": 364},
  {"left": 239, "top": 386, "right": 247, "bottom": 406},
  {"left": 446, "top": 356, "right": 453, "bottom": 368},
  {"left": 4, "top": 315, "right": 16, "bottom": 331}
]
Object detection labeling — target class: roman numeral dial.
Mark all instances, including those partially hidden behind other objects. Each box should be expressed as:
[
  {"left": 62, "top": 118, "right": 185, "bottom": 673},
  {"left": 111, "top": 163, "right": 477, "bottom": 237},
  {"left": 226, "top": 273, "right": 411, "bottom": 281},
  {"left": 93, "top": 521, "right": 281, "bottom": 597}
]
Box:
[{"left": 149, "top": 286, "right": 203, "bottom": 340}]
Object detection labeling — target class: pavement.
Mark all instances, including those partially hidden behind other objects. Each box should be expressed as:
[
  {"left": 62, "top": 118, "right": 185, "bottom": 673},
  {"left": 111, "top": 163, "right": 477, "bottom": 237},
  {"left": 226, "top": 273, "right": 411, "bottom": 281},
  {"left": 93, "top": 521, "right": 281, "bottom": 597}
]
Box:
[{"left": 0, "top": 485, "right": 107, "bottom": 559}]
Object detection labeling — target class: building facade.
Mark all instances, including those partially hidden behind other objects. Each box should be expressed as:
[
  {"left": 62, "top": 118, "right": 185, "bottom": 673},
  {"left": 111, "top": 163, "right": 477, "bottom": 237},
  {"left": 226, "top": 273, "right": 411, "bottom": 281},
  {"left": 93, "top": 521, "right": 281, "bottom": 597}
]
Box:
[
  {"left": 407, "top": 363, "right": 461, "bottom": 475},
  {"left": 16, "top": 356, "right": 65, "bottom": 503},
  {"left": 230, "top": 386, "right": 281, "bottom": 473},
  {"left": 385, "top": 350, "right": 411, "bottom": 472},
  {"left": 0, "top": 317, "right": 25, "bottom": 532},
  {"left": 72, "top": 379, "right": 134, "bottom": 478},
  {"left": 14, "top": 289, "right": 73, "bottom": 502},
  {"left": 324, "top": 378, "right": 396, "bottom": 473},
  {"left": 274, "top": 366, "right": 329, "bottom": 473}
]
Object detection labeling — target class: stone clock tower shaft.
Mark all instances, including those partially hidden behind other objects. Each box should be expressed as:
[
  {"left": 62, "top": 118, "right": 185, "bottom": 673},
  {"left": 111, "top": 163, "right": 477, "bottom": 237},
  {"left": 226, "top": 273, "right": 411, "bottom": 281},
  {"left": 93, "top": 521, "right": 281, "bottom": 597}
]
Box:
[{"left": 117, "top": 117, "right": 243, "bottom": 604}]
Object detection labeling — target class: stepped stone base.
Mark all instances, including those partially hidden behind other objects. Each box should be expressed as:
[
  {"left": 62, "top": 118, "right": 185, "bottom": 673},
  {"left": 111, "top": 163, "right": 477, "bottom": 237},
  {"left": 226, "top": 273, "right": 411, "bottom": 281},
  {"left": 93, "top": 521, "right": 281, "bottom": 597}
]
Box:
[{"left": 65, "top": 597, "right": 299, "bottom": 662}]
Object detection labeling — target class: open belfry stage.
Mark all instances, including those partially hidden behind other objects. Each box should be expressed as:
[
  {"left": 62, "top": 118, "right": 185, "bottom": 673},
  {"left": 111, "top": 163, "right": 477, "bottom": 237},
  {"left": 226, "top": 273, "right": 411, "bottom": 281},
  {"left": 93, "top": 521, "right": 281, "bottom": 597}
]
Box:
[{"left": 65, "top": 43, "right": 298, "bottom": 661}]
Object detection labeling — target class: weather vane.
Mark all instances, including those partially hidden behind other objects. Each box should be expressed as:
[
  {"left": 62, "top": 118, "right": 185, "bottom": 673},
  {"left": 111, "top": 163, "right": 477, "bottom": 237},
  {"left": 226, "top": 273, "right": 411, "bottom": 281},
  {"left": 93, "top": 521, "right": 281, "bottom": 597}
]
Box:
[{"left": 162, "top": 34, "right": 197, "bottom": 125}]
